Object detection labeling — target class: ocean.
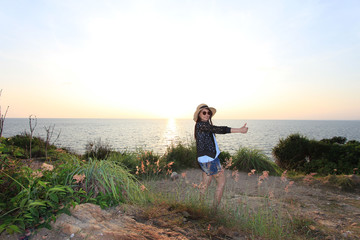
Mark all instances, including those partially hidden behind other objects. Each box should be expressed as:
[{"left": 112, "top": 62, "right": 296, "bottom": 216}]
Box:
[{"left": 2, "top": 118, "right": 360, "bottom": 159}]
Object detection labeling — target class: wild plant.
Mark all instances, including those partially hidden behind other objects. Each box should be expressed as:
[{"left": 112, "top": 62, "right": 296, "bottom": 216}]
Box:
[
  {"left": 3, "top": 134, "right": 59, "bottom": 159},
  {"left": 134, "top": 150, "right": 174, "bottom": 181},
  {"left": 84, "top": 138, "right": 113, "bottom": 160},
  {"left": 0, "top": 162, "right": 77, "bottom": 234},
  {"left": 0, "top": 89, "right": 9, "bottom": 138},
  {"left": 107, "top": 151, "right": 138, "bottom": 174},
  {"left": 67, "top": 157, "right": 147, "bottom": 207},
  {"left": 28, "top": 115, "right": 37, "bottom": 160},
  {"left": 145, "top": 165, "right": 296, "bottom": 239},
  {"left": 221, "top": 167, "right": 297, "bottom": 239},
  {"left": 162, "top": 142, "right": 197, "bottom": 171},
  {"left": 232, "top": 146, "right": 282, "bottom": 175},
  {"left": 145, "top": 147, "right": 299, "bottom": 239},
  {"left": 43, "top": 124, "right": 61, "bottom": 161}
]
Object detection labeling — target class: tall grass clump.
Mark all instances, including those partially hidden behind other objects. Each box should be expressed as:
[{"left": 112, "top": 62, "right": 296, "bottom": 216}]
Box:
[
  {"left": 107, "top": 151, "right": 139, "bottom": 174},
  {"left": 68, "top": 158, "right": 146, "bottom": 207},
  {"left": 231, "top": 147, "right": 282, "bottom": 176},
  {"left": 83, "top": 138, "right": 113, "bottom": 160},
  {"left": 223, "top": 203, "right": 291, "bottom": 239},
  {"left": 108, "top": 149, "right": 175, "bottom": 180}
]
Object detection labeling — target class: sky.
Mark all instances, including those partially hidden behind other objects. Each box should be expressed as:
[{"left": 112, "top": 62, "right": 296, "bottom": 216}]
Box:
[{"left": 1, "top": 0, "right": 360, "bottom": 120}]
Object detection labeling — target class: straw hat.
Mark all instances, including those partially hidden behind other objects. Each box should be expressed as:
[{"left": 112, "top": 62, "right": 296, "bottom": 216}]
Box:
[{"left": 193, "top": 104, "right": 216, "bottom": 122}]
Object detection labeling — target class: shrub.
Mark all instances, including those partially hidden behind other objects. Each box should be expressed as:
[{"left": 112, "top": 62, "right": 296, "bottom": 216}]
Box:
[
  {"left": 303, "top": 158, "right": 337, "bottom": 175},
  {"left": 218, "top": 151, "right": 231, "bottom": 165},
  {"left": 321, "top": 136, "right": 347, "bottom": 144},
  {"left": 5, "top": 134, "right": 31, "bottom": 149},
  {"left": 107, "top": 151, "right": 139, "bottom": 174},
  {"left": 272, "top": 134, "right": 310, "bottom": 171},
  {"left": 134, "top": 150, "right": 169, "bottom": 179},
  {"left": 84, "top": 138, "right": 113, "bottom": 160},
  {"left": 4, "top": 134, "right": 55, "bottom": 159},
  {"left": 323, "top": 175, "right": 356, "bottom": 191},
  {"left": 306, "top": 137, "right": 360, "bottom": 175},
  {"left": 231, "top": 147, "right": 282, "bottom": 176},
  {"left": 273, "top": 134, "right": 360, "bottom": 175},
  {"left": 162, "top": 142, "right": 197, "bottom": 171}
]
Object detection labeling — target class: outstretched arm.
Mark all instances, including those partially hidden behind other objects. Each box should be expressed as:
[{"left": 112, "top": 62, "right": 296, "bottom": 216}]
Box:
[{"left": 231, "top": 123, "right": 248, "bottom": 134}]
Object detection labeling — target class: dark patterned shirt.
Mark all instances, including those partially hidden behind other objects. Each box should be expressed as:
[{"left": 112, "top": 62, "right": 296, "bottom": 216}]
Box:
[{"left": 195, "top": 121, "right": 231, "bottom": 158}]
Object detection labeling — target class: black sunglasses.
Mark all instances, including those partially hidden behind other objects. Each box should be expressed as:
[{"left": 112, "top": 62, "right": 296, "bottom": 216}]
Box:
[{"left": 201, "top": 111, "right": 211, "bottom": 116}]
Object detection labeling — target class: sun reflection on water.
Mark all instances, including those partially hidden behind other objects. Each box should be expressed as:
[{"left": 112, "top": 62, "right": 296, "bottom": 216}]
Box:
[{"left": 164, "top": 118, "right": 178, "bottom": 145}]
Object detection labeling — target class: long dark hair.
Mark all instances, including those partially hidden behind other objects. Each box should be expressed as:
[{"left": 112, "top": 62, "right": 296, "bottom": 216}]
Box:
[{"left": 194, "top": 108, "right": 213, "bottom": 139}]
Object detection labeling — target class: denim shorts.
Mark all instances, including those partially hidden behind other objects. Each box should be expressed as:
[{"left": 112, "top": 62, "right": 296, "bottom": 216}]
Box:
[{"left": 198, "top": 157, "right": 222, "bottom": 176}]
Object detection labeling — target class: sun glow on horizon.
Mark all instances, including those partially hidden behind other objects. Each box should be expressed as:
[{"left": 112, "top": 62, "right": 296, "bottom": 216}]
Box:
[{"left": 1, "top": 1, "right": 360, "bottom": 120}]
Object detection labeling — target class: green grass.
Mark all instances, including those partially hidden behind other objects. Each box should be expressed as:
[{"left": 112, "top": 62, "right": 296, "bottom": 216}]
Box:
[
  {"left": 0, "top": 154, "right": 148, "bottom": 234},
  {"left": 6, "top": 136, "right": 353, "bottom": 239},
  {"left": 231, "top": 147, "right": 283, "bottom": 176},
  {"left": 68, "top": 158, "right": 147, "bottom": 206}
]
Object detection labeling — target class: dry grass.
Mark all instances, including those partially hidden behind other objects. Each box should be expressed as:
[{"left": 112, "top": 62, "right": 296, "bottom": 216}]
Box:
[{"left": 144, "top": 168, "right": 360, "bottom": 239}]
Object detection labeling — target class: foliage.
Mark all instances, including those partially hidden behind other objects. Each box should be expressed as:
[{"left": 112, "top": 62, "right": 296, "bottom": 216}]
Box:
[
  {"left": 320, "top": 136, "right": 347, "bottom": 144},
  {"left": 230, "top": 147, "right": 282, "bottom": 176},
  {"left": 0, "top": 137, "right": 11, "bottom": 159},
  {"left": 0, "top": 161, "right": 77, "bottom": 234},
  {"left": 302, "top": 158, "right": 337, "bottom": 175},
  {"left": 109, "top": 148, "right": 187, "bottom": 180},
  {"left": 322, "top": 175, "right": 357, "bottom": 192},
  {"left": 3, "top": 134, "right": 58, "bottom": 159},
  {"left": 67, "top": 158, "right": 146, "bottom": 206},
  {"left": 162, "top": 142, "right": 197, "bottom": 171},
  {"left": 218, "top": 151, "right": 231, "bottom": 165},
  {"left": 7, "top": 130, "right": 360, "bottom": 238},
  {"left": 84, "top": 138, "right": 113, "bottom": 160},
  {"left": 272, "top": 133, "right": 310, "bottom": 170},
  {"left": 107, "top": 151, "right": 139, "bottom": 174},
  {"left": 273, "top": 134, "right": 360, "bottom": 175},
  {"left": 305, "top": 138, "right": 360, "bottom": 174},
  {"left": 132, "top": 150, "right": 178, "bottom": 180},
  {"left": 0, "top": 153, "right": 147, "bottom": 234}
]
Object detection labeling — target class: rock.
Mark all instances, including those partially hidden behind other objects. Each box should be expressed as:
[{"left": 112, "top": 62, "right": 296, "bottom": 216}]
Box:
[
  {"left": 34, "top": 203, "right": 189, "bottom": 240},
  {"left": 348, "top": 175, "right": 360, "bottom": 185},
  {"left": 181, "top": 211, "right": 190, "bottom": 218},
  {"left": 171, "top": 172, "right": 179, "bottom": 181},
  {"left": 308, "top": 225, "right": 316, "bottom": 231},
  {"left": 342, "top": 231, "right": 352, "bottom": 238}
]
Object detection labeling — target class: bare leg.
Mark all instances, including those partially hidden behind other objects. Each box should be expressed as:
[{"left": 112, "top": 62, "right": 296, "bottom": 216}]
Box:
[
  {"left": 200, "top": 172, "right": 212, "bottom": 200},
  {"left": 213, "top": 169, "right": 226, "bottom": 209}
]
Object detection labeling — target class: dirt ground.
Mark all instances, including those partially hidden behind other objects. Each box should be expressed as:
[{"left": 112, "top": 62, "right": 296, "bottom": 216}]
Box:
[
  {"left": 146, "top": 169, "right": 360, "bottom": 239},
  {"left": 1, "top": 169, "right": 359, "bottom": 240}
]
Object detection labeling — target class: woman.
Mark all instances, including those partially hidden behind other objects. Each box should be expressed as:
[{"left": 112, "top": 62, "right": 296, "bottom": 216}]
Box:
[{"left": 194, "top": 103, "right": 248, "bottom": 209}]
